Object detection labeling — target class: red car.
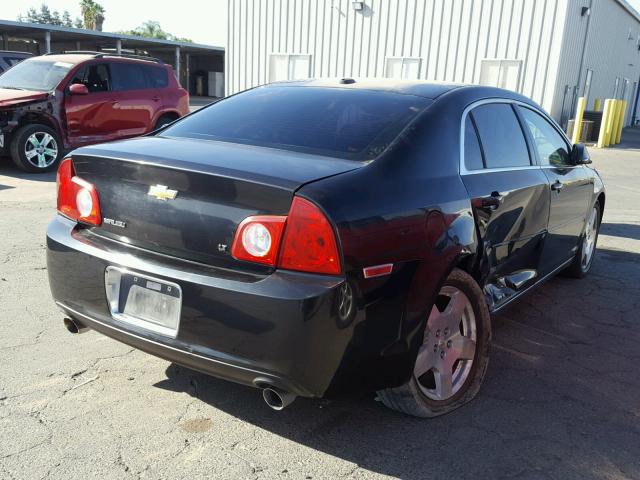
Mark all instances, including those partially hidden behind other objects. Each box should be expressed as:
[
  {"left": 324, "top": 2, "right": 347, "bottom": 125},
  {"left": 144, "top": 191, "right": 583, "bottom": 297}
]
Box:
[{"left": 0, "top": 52, "right": 189, "bottom": 172}]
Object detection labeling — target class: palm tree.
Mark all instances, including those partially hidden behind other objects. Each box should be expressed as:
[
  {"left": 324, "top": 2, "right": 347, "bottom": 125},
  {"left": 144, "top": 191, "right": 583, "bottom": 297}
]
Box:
[{"left": 80, "top": 0, "right": 105, "bottom": 31}]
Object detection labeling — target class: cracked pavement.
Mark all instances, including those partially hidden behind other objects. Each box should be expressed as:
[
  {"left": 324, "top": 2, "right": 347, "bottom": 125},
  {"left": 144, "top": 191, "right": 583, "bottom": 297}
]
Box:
[{"left": 1, "top": 130, "right": 639, "bottom": 480}]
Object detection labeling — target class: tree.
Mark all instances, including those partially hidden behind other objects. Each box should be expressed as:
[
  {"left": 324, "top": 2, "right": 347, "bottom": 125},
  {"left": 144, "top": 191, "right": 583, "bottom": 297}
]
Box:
[
  {"left": 120, "top": 21, "right": 192, "bottom": 43},
  {"left": 62, "top": 11, "right": 74, "bottom": 27},
  {"left": 18, "top": 3, "right": 83, "bottom": 28},
  {"left": 80, "top": 0, "right": 105, "bottom": 31}
]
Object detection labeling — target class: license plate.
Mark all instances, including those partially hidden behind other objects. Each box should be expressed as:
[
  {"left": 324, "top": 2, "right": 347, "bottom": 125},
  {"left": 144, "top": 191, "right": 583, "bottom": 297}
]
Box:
[{"left": 105, "top": 267, "right": 182, "bottom": 338}]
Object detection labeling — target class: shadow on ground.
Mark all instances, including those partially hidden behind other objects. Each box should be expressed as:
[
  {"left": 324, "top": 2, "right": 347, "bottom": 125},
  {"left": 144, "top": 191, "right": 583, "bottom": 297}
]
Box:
[
  {"left": 0, "top": 161, "right": 57, "bottom": 182},
  {"left": 154, "top": 245, "right": 640, "bottom": 479},
  {"left": 601, "top": 222, "right": 640, "bottom": 240}
]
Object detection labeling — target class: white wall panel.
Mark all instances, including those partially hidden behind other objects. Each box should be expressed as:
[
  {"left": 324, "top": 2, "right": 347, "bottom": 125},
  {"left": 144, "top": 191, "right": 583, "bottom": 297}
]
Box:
[{"left": 227, "top": 0, "right": 640, "bottom": 124}]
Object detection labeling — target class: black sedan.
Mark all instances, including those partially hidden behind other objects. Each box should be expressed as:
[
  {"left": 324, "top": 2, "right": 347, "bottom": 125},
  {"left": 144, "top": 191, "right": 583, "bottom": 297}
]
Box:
[{"left": 47, "top": 79, "right": 604, "bottom": 417}]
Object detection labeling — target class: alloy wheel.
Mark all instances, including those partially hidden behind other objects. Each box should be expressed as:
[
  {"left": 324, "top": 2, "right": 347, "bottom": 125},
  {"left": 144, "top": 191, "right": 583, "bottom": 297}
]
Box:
[
  {"left": 414, "top": 286, "right": 477, "bottom": 401},
  {"left": 581, "top": 207, "right": 599, "bottom": 269},
  {"left": 24, "top": 132, "right": 58, "bottom": 169}
]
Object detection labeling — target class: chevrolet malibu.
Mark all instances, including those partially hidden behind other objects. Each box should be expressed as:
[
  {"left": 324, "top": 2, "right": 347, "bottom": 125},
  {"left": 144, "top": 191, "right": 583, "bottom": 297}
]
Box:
[{"left": 47, "top": 80, "right": 604, "bottom": 417}]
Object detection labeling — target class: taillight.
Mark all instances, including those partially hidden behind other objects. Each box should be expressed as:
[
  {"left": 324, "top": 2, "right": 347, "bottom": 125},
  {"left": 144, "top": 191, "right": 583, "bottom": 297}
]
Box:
[
  {"left": 231, "top": 215, "right": 286, "bottom": 266},
  {"left": 279, "top": 197, "right": 341, "bottom": 275},
  {"left": 56, "top": 158, "right": 102, "bottom": 226},
  {"left": 231, "top": 196, "right": 342, "bottom": 275}
]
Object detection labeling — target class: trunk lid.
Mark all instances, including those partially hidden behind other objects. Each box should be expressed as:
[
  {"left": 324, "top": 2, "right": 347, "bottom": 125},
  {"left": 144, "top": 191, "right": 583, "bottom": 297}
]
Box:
[{"left": 72, "top": 136, "right": 361, "bottom": 270}]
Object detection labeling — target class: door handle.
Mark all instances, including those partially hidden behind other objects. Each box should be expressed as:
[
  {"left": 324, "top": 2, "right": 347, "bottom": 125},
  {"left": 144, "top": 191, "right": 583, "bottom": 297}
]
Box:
[
  {"left": 551, "top": 180, "right": 564, "bottom": 192},
  {"left": 481, "top": 191, "right": 504, "bottom": 210},
  {"left": 151, "top": 96, "right": 160, "bottom": 102}
]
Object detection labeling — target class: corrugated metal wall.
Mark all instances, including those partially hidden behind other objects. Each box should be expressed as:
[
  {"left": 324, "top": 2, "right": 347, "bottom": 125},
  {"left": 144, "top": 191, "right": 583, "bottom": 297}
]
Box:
[
  {"left": 227, "top": 0, "right": 568, "bottom": 113},
  {"left": 227, "top": 0, "right": 640, "bottom": 125},
  {"left": 553, "top": 0, "right": 640, "bottom": 127}
]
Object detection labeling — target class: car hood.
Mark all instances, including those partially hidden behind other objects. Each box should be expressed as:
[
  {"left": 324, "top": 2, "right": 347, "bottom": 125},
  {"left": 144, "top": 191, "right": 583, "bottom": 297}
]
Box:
[{"left": 0, "top": 88, "right": 49, "bottom": 108}]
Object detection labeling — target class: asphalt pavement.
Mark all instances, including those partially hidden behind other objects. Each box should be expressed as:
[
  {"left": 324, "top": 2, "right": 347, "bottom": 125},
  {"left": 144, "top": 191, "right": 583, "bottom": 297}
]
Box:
[{"left": 0, "top": 130, "right": 639, "bottom": 480}]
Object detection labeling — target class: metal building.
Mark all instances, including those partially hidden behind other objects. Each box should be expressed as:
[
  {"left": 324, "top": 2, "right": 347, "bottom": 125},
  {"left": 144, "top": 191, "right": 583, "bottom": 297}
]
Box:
[{"left": 226, "top": 0, "right": 640, "bottom": 127}]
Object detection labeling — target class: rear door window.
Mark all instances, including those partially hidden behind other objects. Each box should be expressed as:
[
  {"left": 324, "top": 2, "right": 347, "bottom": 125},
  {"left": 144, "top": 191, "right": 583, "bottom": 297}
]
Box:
[
  {"left": 464, "top": 116, "right": 484, "bottom": 170},
  {"left": 160, "top": 86, "right": 431, "bottom": 161},
  {"left": 110, "top": 62, "right": 149, "bottom": 91},
  {"left": 471, "top": 103, "right": 531, "bottom": 169},
  {"left": 518, "top": 107, "right": 572, "bottom": 167}
]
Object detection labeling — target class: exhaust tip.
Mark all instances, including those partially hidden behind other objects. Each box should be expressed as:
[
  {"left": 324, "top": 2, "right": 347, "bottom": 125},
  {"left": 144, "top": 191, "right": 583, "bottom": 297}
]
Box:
[
  {"left": 63, "top": 317, "right": 88, "bottom": 334},
  {"left": 262, "top": 387, "right": 296, "bottom": 411}
]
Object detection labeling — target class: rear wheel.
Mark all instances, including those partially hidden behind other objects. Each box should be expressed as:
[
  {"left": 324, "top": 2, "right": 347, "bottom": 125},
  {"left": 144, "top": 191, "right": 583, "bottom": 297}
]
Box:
[
  {"left": 10, "top": 124, "right": 63, "bottom": 173},
  {"left": 563, "top": 202, "right": 601, "bottom": 278},
  {"left": 377, "top": 268, "right": 491, "bottom": 418}
]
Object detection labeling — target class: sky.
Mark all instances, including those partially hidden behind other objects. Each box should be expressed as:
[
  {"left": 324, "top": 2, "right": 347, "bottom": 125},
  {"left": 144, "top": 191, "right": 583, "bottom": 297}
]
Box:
[
  {"left": 3, "top": 0, "right": 228, "bottom": 47},
  {"left": 4, "top": 0, "right": 640, "bottom": 49}
]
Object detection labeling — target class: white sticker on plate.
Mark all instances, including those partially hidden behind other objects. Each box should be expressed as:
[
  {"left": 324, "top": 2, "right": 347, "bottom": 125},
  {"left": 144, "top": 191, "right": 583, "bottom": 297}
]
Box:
[{"left": 146, "top": 280, "right": 162, "bottom": 291}]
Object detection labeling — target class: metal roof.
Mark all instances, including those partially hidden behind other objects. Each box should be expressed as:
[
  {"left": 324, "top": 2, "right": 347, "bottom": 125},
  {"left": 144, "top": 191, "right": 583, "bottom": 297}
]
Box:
[
  {"left": 616, "top": 0, "right": 640, "bottom": 24},
  {"left": 0, "top": 19, "right": 224, "bottom": 53}
]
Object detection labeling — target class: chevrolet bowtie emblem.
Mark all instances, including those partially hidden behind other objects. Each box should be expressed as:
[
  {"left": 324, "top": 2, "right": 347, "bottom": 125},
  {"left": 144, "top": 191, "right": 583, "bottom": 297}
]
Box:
[{"left": 148, "top": 184, "right": 178, "bottom": 201}]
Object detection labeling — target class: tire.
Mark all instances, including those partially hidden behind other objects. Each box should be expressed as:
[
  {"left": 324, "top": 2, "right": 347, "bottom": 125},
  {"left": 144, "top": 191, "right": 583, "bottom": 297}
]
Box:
[
  {"left": 153, "top": 115, "right": 177, "bottom": 131},
  {"left": 377, "top": 268, "right": 491, "bottom": 418},
  {"left": 10, "top": 124, "right": 63, "bottom": 173},
  {"left": 563, "top": 201, "right": 601, "bottom": 279}
]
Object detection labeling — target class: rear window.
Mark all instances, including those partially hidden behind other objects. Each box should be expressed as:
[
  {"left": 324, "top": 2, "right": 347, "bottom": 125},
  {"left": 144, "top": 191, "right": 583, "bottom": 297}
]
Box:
[{"left": 160, "top": 86, "right": 431, "bottom": 160}]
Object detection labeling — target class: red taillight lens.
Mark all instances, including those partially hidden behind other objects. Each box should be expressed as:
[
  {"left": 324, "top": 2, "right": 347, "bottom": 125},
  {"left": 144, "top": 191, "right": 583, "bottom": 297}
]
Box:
[
  {"left": 231, "top": 197, "right": 342, "bottom": 275},
  {"left": 279, "top": 197, "right": 341, "bottom": 275},
  {"left": 231, "top": 215, "right": 287, "bottom": 266},
  {"left": 56, "top": 158, "right": 102, "bottom": 226}
]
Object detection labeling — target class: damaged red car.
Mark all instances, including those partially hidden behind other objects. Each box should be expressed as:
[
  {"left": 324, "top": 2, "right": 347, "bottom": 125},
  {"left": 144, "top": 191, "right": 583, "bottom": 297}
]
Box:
[{"left": 0, "top": 52, "right": 189, "bottom": 172}]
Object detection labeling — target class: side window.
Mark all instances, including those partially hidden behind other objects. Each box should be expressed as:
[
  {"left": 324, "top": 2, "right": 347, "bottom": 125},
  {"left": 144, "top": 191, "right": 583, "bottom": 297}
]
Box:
[
  {"left": 146, "top": 66, "right": 168, "bottom": 88},
  {"left": 518, "top": 107, "right": 571, "bottom": 167},
  {"left": 471, "top": 103, "right": 530, "bottom": 169},
  {"left": 73, "top": 63, "right": 110, "bottom": 93},
  {"left": 464, "top": 116, "right": 484, "bottom": 170},
  {"left": 110, "top": 62, "right": 149, "bottom": 91}
]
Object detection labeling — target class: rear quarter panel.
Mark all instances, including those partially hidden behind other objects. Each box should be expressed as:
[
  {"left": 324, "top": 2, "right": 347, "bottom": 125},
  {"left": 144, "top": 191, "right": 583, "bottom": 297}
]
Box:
[{"left": 298, "top": 95, "right": 478, "bottom": 393}]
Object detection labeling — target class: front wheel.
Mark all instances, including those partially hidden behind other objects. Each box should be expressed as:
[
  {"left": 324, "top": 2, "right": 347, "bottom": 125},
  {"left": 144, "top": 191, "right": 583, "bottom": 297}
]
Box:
[
  {"left": 10, "top": 124, "right": 63, "bottom": 173},
  {"left": 377, "top": 268, "right": 491, "bottom": 418}
]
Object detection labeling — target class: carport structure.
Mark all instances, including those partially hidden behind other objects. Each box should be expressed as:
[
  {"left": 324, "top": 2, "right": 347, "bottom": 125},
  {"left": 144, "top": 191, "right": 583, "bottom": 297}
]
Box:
[{"left": 0, "top": 19, "right": 224, "bottom": 97}]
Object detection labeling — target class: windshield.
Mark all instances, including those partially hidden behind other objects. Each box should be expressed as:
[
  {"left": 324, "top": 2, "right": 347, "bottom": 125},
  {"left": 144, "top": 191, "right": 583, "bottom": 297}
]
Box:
[
  {"left": 160, "top": 86, "right": 431, "bottom": 160},
  {"left": 0, "top": 59, "right": 74, "bottom": 91}
]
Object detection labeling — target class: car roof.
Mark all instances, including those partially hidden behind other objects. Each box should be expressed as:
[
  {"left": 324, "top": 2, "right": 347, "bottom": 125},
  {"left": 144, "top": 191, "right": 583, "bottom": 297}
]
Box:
[
  {"left": 265, "top": 78, "right": 468, "bottom": 99},
  {"left": 29, "top": 53, "right": 166, "bottom": 67},
  {"left": 29, "top": 54, "right": 96, "bottom": 65},
  {"left": 262, "top": 79, "right": 540, "bottom": 107}
]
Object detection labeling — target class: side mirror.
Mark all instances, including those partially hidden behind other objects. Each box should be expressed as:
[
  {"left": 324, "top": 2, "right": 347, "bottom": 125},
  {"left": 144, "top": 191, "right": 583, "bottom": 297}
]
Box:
[
  {"left": 69, "top": 83, "right": 89, "bottom": 96},
  {"left": 571, "top": 143, "right": 592, "bottom": 165}
]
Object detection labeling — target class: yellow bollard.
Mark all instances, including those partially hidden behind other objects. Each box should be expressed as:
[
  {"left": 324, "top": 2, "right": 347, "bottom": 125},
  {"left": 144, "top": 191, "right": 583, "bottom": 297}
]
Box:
[
  {"left": 571, "top": 97, "right": 586, "bottom": 144},
  {"left": 597, "top": 99, "right": 613, "bottom": 148},
  {"left": 615, "top": 100, "right": 627, "bottom": 144},
  {"left": 594, "top": 98, "right": 602, "bottom": 111},
  {"left": 604, "top": 99, "right": 617, "bottom": 147},
  {"left": 609, "top": 100, "right": 620, "bottom": 147}
]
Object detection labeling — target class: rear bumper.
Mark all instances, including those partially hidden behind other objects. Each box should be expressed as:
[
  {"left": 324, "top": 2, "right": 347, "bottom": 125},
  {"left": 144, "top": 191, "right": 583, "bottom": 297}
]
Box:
[{"left": 47, "top": 215, "right": 350, "bottom": 397}]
